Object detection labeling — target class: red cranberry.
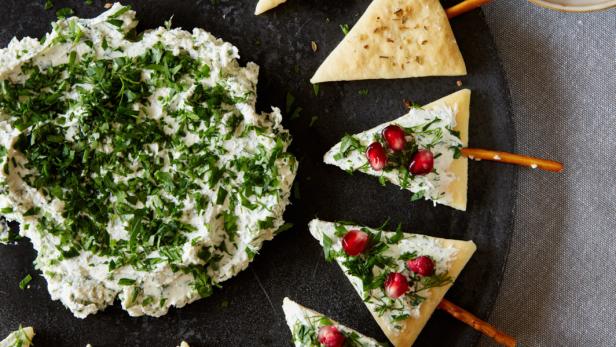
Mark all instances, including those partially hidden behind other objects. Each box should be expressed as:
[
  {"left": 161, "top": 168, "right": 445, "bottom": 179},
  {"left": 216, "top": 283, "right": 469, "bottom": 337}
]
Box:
[
  {"left": 407, "top": 256, "right": 435, "bottom": 276},
  {"left": 341, "top": 229, "right": 369, "bottom": 256},
  {"left": 384, "top": 272, "right": 409, "bottom": 299},
  {"left": 366, "top": 142, "right": 388, "bottom": 171},
  {"left": 382, "top": 125, "right": 406, "bottom": 151},
  {"left": 408, "top": 149, "right": 434, "bottom": 175},
  {"left": 318, "top": 325, "right": 345, "bottom": 347}
]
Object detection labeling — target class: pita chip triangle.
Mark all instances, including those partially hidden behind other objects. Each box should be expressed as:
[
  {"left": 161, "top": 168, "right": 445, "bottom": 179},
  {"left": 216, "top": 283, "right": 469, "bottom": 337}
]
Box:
[
  {"left": 0, "top": 327, "right": 35, "bottom": 347},
  {"left": 324, "top": 89, "right": 470, "bottom": 211},
  {"left": 255, "top": 0, "right": 287, "bottom": 15},
  {"left": 309, "top": 219, "right": 476, "bottom": 347},
  {"left": 311, "top": 0, "right": 466, "bottom": 83},
  {"left": 282, "top": 297, "right": 385, "bottom": 346}
]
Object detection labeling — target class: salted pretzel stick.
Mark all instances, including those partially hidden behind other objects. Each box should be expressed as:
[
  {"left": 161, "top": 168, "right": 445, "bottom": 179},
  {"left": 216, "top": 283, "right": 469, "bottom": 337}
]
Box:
[
  {"left": 438, "top": 299, "right": 516, "bottom": 347},
  {"left": 462, "top": 148, "right": 564, "bottom": 173},
  {"left": 446, "top": 0, "right": 494, "bottom": 18}
]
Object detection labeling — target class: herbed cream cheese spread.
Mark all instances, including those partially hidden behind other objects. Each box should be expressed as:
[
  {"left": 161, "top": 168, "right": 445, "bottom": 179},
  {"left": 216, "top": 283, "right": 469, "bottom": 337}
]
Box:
[{"left": 0, "top": 3, "right": 297, "bottom": 318}]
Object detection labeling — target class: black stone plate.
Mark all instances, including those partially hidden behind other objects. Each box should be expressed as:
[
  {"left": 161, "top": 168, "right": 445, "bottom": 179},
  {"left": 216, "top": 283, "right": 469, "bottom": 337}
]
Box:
[{"left": 0, "top": 1, "right": 516, "bottom": 346}]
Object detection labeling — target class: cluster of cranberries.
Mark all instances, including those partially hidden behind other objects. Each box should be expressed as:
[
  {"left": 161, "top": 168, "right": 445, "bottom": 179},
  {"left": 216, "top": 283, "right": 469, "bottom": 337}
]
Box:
[
  {"left": 342, "top": 229, "right": 435, "bottom": 299},
  {"left": 365, "top": 125, "right": 434, "bottom": 175}
]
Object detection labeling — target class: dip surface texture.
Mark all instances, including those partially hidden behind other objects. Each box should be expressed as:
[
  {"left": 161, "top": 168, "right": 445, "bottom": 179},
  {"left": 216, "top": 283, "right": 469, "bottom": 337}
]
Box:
[{"left": 0, "top": 3, "right": 297, "bottom": 318}]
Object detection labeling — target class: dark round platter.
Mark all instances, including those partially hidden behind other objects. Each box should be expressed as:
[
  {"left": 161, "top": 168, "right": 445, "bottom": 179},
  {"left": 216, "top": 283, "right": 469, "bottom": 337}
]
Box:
[{"left": 0, "top": 1, "right": 516, "bottom": 346}]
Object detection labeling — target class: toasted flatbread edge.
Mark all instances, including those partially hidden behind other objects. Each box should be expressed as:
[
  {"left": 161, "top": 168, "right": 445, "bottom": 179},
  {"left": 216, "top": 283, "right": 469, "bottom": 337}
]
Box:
[
  {"left": 22, "top": 327, "right": 35, "bottom": 344},
  {"left": 255, "top": 0, "right": 287, "bottom": 15},
  {"left": 423, "top": 88, "right": 470, "bottom": 211}
]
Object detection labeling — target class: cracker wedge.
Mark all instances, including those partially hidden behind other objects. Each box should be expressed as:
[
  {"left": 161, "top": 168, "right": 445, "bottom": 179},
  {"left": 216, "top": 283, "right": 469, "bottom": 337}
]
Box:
[
  {"left": 311, "top": 0, "right": 466, "bottom": 83},
  {"left": 309, "top": 219, "right": 476, "bottom": 347},
  {"left": 283, "top": 297, "right": 385, "bottom": 346},
  {"left": 0, "top": 326, "right": 34, "bottom": 347},
  {"left": 324, "top": 89, "right": 470, "bottom": 210},
  {"left": 255, "top": 0, "right": 287, "bottom": 15}
]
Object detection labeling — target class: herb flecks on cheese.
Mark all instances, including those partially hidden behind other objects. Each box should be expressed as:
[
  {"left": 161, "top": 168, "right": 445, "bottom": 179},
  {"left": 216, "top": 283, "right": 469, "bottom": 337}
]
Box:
[
  {"left": 0, "top": 326, "right": 34, "bottom": 347},
  {"left": 282, "top": 298, "right": 385, "bottom": 347},
  {"left": 0, "top": 3, "right": 297, "bottom": 318},
  {"left": 324, "top": 105, "right": 462, "bottom": 206},
  {"left": 309, "top": 220, "right": 456, "bottom": 332}
]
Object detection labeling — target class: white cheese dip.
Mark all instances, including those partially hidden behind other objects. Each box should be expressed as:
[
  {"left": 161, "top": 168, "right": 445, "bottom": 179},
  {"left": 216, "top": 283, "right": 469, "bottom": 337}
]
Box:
[{"left": 0, "top": 3, "right": 297, "bottom": 318}]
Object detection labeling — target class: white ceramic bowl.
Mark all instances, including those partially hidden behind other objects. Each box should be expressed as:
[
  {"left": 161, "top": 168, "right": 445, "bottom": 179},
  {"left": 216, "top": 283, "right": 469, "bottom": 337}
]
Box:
[{"left": 528, "top": 0, "right": 616, "bottom": 12}]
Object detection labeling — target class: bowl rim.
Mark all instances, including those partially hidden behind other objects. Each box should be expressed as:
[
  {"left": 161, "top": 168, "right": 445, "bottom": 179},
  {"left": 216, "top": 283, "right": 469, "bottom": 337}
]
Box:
[{"left": 528, "top": 0, "right": 616, "bottom": 12}]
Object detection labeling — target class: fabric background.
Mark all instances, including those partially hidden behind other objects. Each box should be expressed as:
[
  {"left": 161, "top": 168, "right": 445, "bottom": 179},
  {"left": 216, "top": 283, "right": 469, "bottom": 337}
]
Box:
[{"left": 478, "top": 2, "right": 615, "bottom": 346}]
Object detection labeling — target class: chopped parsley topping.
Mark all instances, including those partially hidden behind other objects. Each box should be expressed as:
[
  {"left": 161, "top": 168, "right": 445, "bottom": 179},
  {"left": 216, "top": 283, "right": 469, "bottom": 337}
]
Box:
[
  {"left": 118, "top": 278, "right": 136, "bottom": 286},
  {"left": 331, "top": 109, "right": 463, "bottom": 203},
  {"left": 19, "top": 274, "right": 32, "bottom": 289},
  {"left": 292, "top": 314, "right": 378, "bottom": 347},
  {"left": 334, "top": 134, "right": 364, "bottom": 161},
  {"left": 309, "top": 116, "right": 319, "bottom": 127},
  {"left": 285, "top": 92, "right": 295, "bottom": 113},
  {"left": 324, "top": 222, "right": 453, "bottom": 330},
  {"left": 44, "top": 0, "right": 54, "bottom": 10},
  {"left": 0, "top": 6, "right": 297, "bottom": 317},
  {"left": 2, "top": 325, "right": 33, "bottom": 347},
  {"left": 312, "top": 83, "right": 320, "bottom": 97}
]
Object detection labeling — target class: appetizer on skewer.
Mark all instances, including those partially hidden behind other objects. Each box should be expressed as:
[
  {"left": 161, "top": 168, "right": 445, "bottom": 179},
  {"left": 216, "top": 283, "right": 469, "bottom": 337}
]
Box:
[
  {"left": 309, "top": 219, "right": 476, "bottom": 346},
  {"left": 325, "top": 89, "right": 471, "bottom": 210},
  {"left": 324, "top": 89, "right": 563, "bottom": 211},
  {"left": 283, "top": 297, "right": 385, "bottom": 347}
]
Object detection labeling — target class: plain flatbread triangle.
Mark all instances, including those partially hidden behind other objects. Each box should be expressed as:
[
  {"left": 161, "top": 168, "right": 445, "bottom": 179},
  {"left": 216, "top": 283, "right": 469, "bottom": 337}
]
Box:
[
  {"left": 309, "top": 219, "right": 476, "bottom": 347},
  {"left": 282, "top": 297, "right": 385, "bottom": 346},
  {"left": 324, "top": 88, "right": 470, "bottom": 211},
  {"left": 311, "top": 0, "right": 466, "bottom": 83},
  {"left": 255, "top": 0, "right": 287, "bottom": 15}
]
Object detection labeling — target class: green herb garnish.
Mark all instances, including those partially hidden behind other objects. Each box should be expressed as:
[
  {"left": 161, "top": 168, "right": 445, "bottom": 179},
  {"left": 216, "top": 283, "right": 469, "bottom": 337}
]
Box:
[
  {"left": 56, "top": 7, "right": 74, "bottom": 19},
  {"left": 19, "top": 274, "right": 32, "bottom": 289},
  {"left": 118, "top": 278, "right": 136, "bottom": 286}
]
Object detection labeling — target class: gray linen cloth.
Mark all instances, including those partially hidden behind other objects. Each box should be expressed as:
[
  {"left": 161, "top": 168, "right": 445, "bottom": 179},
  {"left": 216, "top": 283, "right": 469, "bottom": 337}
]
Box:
[{"left": 479, "top": 2, "right": 616, "bottom": 346}]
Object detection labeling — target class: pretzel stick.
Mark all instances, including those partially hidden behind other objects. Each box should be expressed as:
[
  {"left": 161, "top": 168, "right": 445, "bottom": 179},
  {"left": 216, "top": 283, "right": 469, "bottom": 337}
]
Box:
[
  {"left": 462, "top": 148, "right": 564, "bottom": 173},
  {"left": 446, "top": 0, "right": 494, "bottom": 18},
  {"left": 438, "top": 299, "right": 516, "bottom": 347}
]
